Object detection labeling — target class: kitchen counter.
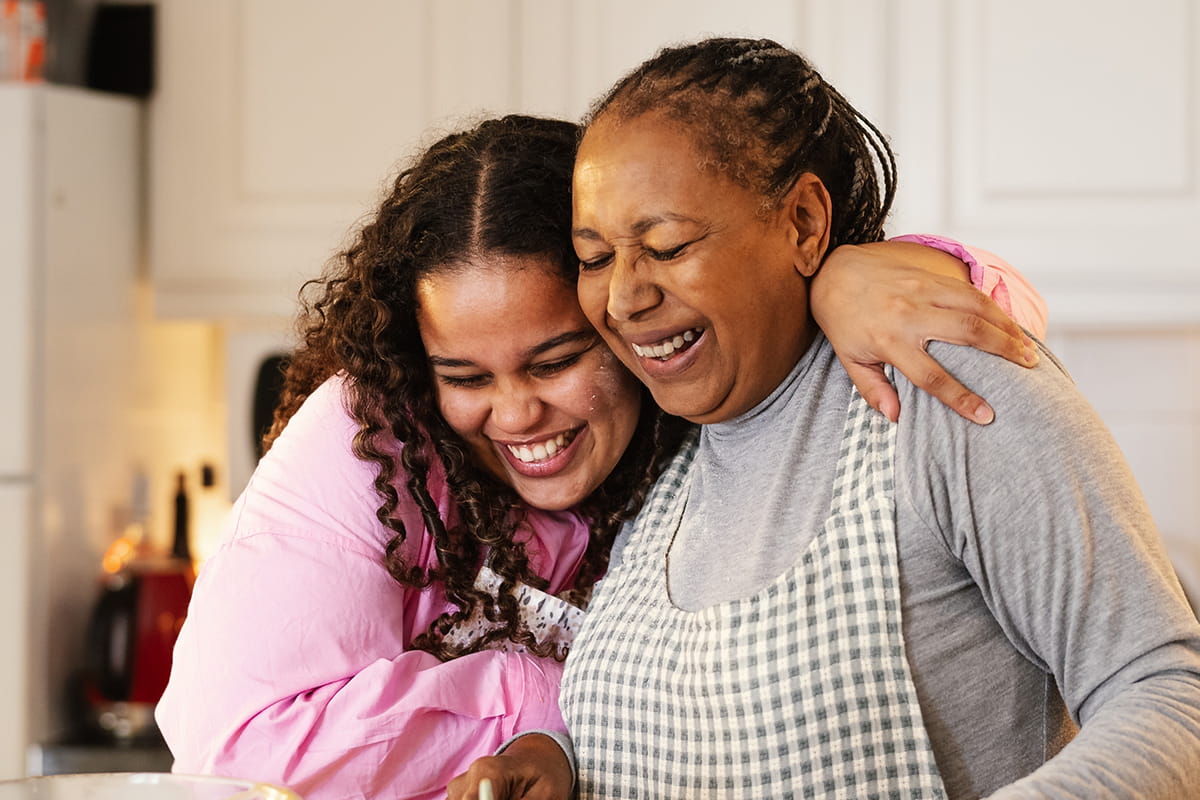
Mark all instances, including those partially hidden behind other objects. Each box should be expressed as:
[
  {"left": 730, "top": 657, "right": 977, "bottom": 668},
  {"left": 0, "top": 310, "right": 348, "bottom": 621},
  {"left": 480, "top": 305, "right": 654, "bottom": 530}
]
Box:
[{"left": 29, "top": 735, "right": 173, "bottom": 776}]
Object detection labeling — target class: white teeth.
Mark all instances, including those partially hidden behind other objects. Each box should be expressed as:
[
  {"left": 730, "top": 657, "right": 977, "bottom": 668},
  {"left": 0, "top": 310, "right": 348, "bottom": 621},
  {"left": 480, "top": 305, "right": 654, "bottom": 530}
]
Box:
[
  {"left": 632, "top": 329, "right": 700, "bottom": 359},
  {"left": 506, "top": 432, "right": 571, "bottom": 464}
]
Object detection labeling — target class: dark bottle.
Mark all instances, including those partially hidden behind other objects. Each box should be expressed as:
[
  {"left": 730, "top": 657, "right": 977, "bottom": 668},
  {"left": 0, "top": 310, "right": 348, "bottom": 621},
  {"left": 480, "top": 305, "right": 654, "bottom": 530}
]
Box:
[{"left": 171, "top": 471, "right": 191, "bottom": 562}]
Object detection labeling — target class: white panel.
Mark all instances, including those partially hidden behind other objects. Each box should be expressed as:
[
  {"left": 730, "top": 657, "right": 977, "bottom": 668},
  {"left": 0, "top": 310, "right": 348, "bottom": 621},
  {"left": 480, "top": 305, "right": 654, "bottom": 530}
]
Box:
[
  {"left": 1102, "top": 418, "right": 1200, "bottom": 542},
  {"left": 569, "top": 0, "right": 804, "bottom": 121},
  {"left": 796, "top": 0, "right": 892, "bottom": 128},
  {"left": 240, "top": 0, "right": 428, "bottom": 200},
  {"left": 0, "top": 483, "right": 32, "bottom": 779},
  {"left": 1058, "top": 328, "right": 1200, "bottom": 417},
  {"left": 881, "top": 0, "right": 951, "bottom": 232},
  {"left": 517, "top": 0, "right": 575, "bottom": 119},
  {"left": 948, "top": 0, "right": 1199, "bottom": 229},
  {"left": 976, "top": 0, "right": 1190, "bottom": 195},
  {"left": 152, "top": 0, "right": 529, "bottom": 320},
  {"left": 886, "top": 0, "right": 1200, "bottom": 324},
  {"left": 0, "top": 87, "right": 37, "bottom": 477},
  {"left": 429, "top": 0, "right": 516, "bottom": 124}
]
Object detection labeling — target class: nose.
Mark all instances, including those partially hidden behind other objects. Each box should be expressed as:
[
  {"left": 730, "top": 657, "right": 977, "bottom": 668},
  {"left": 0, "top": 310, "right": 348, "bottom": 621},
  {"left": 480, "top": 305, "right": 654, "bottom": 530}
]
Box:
[
  {"left": 606, "top": 251, "right": 662, "bottom": 323},
  {"left": 489, "top": 378, "right": 545, "bottom": 434}
]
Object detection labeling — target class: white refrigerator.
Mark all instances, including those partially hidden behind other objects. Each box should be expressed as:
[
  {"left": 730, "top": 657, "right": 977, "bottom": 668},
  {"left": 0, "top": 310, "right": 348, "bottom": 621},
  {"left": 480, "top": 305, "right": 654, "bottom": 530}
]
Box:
[{"left": 0, "top": 84, "right": 143, "bottom": 778}]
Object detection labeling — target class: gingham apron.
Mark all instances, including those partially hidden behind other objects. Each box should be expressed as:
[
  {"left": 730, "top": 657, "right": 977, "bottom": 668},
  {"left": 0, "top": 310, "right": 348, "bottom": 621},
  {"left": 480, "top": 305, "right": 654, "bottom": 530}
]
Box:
[{"left": 560, "top": 389, "right": 948, "bottom": 799}]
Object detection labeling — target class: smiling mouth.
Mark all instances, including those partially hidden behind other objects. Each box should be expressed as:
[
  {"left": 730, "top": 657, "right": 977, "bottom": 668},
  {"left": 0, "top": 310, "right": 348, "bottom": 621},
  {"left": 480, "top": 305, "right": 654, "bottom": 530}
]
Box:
[
  {"left": 631, "top": 328, "right": 702, "bottom": 360},
  {"left": 505, "top": 429, "right": 579, "bottom": 464}
]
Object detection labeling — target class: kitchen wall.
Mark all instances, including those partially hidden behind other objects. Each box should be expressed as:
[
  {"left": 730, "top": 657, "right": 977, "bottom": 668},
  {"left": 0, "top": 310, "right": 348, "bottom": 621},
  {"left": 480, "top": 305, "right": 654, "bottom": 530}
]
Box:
[{"left": 1046, "top": 327, "right": 1200, "bottom": 609}]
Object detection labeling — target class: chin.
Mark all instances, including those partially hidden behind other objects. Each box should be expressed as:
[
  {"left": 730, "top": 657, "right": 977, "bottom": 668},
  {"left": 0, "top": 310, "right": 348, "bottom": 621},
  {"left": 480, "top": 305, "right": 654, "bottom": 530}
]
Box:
[{"left": 511, "top": 480, "right": 588, "bottom": 513}]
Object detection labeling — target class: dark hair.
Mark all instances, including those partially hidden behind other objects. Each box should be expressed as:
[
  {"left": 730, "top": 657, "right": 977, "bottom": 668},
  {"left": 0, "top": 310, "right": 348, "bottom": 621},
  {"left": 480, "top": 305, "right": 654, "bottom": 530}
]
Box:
[
  {"left": 265, "top": 115, "right": 687, "bottom": 661},
  {"left": 586, "top": 37, "right": 897, "bottom": 248}
]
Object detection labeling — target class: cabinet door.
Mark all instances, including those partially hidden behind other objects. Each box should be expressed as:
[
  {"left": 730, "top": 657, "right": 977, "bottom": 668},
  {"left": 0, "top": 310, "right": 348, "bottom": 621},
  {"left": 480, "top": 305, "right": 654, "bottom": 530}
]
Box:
[
  {"left": 810, "top": 0, "right": 1200, "bottom": 325},
  {"left": 149, "top": 0, "right": 810, "bottom": 320},
  {"left": 150, "top": 0, "right": 520, "bottom": 319},
  {"left": 0, "top": 87, "right": 36, "bottom": 477}
]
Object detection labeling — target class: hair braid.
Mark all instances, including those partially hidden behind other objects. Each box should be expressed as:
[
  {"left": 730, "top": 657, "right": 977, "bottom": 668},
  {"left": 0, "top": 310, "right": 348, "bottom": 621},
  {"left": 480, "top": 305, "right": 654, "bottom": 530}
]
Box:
[{"left": 586, "top": 36, "right": 898, "bottom": 248}]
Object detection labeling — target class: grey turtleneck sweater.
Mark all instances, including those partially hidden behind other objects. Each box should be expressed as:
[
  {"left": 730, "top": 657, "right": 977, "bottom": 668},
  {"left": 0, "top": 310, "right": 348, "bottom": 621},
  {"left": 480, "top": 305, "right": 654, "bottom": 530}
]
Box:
[{"left": 610, "top": 333, "right": 1200, "bottom": 798}]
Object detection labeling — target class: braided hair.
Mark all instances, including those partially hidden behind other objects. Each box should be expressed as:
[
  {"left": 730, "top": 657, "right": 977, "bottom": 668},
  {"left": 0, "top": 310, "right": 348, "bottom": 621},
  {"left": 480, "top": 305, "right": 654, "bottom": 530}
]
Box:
[
  {"left": 265, "top": 115, "right": 688, "bottom": 661},
  {"left": 585, "top": 37, "right": 897, "bottom": 248}
]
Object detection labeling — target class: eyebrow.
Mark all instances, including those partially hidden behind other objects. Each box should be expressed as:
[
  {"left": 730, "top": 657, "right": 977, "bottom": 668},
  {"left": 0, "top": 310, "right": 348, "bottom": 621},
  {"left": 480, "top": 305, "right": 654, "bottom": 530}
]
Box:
[
  {"left": 427, "top": 328, "right": 598, "bottom": 369},
  {"left": 572, "top": 212, "right": 698, "bottom": 241}
]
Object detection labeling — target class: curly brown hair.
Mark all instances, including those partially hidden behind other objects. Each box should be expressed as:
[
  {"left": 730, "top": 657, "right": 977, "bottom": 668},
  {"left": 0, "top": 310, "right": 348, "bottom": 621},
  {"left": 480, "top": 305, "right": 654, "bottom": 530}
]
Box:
[{"left": 264, "top": 115, "right": 690, "bottom": 661}]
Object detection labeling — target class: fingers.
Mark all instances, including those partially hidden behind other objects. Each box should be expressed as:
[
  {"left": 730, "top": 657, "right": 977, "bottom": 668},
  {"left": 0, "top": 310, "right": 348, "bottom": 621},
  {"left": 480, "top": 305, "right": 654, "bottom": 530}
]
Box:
[
  {"left": 925, "top": 286, "right": 1038, "bottom": 369},
  {"left": 446, "top": 759, "right": 507, "bottom": 800},
  {"left": 843, "top": 362, "right": 901, "bottom": 423},
  {"left": 894, "top": 350, "right": 995, "bottom": 425},
  {"left": 924, "top": 310, "right": 1039, "bottom": 369}
]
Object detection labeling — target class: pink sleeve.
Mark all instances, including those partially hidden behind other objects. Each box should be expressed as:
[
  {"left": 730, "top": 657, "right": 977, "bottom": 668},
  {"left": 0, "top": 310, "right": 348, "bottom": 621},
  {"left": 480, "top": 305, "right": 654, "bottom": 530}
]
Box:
[
  {"left": 158, "top": 528, "right": 564, "bottom": 800},
  {"left": 889, "top": 233, "right": 1049, "bottom": 339},
  {"left": 156, "top": 377, "right": 566, "bottom": 800}
]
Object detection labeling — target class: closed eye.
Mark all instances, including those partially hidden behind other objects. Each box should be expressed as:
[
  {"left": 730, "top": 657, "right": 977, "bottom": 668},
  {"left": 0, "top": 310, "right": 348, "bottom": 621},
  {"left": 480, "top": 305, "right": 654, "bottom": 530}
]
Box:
[
  {"left": 647, "top": 243, "right": 688, "bottom": 261},
  {"left": 578, "top": 253, "right": 613, "bottom": 272},
  {"left": 436, "top": 373, "right": 489, "bottom": 389},
  {"left": 530, "top": 352, "right": 586, "bottom": 378}
]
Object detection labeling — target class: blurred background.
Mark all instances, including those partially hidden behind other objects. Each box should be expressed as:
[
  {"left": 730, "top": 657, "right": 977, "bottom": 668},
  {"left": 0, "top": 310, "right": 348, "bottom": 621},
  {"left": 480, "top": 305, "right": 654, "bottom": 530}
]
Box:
[{"left": 1, "top": 0, "right": 1197, "bottom": 781}]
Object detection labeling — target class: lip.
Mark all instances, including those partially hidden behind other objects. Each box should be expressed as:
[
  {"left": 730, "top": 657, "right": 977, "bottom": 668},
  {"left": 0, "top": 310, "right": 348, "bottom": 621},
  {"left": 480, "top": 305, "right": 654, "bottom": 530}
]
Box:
[
  {"left": 494, "top": 427, "right": 585, "bottom": 477},
  {"left": 625, "top": 327, "right": 706, "bottom": 380}
]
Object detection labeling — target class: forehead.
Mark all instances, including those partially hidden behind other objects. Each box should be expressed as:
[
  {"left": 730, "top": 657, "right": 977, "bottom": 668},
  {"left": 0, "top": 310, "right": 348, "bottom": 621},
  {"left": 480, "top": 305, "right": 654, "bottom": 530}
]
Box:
[
  {"left": 416, "top": 257, "right": 586, "bottom": 352},
  {"left": 577, "top": 113, "right": 699, "bottom": 182},
  {"left": 573, "top": 114, "right": 767, "bottom": 231}
]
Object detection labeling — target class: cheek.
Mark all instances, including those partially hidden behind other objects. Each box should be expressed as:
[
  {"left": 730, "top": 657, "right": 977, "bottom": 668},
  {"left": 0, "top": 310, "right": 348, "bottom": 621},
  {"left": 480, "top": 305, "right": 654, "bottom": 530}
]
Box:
[
  {"left": 580, "top": 352, "right": 643, "bottom": 434},
  {"left": 435, "top": 389, "right": 485, "bottom": 439},
  {"left": 576, "top": 277, "right": 610, "bottom": 329}
]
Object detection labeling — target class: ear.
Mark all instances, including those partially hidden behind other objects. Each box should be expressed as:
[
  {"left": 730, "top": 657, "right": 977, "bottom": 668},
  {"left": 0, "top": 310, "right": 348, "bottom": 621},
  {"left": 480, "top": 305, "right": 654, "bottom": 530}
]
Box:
[{"left": 783, "top": 173, "right": 832, "bottom": 278}]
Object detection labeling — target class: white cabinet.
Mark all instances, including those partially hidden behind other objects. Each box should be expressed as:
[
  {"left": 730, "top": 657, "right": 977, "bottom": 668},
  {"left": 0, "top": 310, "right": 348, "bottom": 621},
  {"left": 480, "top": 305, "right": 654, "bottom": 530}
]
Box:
[
  {"left": 804, "top": 0, "right": 1200, "bottom": 325},
  {"left": 150, "top": 0, "right": 1200, "bottom": 325},
  {"left": 147, "top": 0, "right": 802, "bottom": 320},
  {"left": 0, "top": 84, "right": 142, "bottom": 777}
]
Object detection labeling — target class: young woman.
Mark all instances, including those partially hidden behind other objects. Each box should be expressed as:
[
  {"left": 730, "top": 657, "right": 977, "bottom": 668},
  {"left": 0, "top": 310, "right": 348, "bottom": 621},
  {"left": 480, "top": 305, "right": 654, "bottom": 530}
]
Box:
[
  {"left": 157, "top": 114, "right": 1042, "bottom": 800},
  {"left": 452, "top": 38, "right": 1200, "bottom": 800}
]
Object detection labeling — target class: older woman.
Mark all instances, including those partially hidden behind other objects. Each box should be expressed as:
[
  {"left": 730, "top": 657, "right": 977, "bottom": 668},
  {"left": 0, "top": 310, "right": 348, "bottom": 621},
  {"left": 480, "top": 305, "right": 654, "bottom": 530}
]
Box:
[{"left": 453, "top": 38, "right": 1200, "bottom": 800}]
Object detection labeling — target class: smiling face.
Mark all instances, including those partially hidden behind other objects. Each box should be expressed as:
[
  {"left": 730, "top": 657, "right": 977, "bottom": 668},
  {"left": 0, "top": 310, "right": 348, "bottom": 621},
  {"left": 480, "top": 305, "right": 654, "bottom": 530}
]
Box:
[
  {"left": 572, "top": 112, "right": 826, "bottom": 424},
  {"left": 416, "top": 255, "right": 642, "bottom": 511}
]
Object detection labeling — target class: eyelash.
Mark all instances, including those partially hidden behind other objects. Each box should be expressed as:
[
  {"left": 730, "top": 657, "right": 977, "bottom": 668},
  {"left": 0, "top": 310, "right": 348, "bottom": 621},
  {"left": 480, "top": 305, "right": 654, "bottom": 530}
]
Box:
[
  {"left": 531, "top": 353, "right": 584, "bottom": 377},
  {"left": 437, "top": 374, "right": 487, "bottom": 389},
  {"left": 578, "top": 254, "right": 612, "bottom": 273},
  {"left": 648, "top": 244, "right": 687, "bottom": 261},
  {"left": 578, "top": 243, "right": 689, "bottom": 272},
  {"left": 436, "top": 353, "right": 585, "bottom": 389}
]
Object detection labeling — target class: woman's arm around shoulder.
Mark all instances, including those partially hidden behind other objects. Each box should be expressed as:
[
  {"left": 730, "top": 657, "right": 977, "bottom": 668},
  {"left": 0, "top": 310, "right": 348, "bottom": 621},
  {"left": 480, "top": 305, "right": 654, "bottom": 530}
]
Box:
[
  {"left": 811, "top": 234, "right": 1046, "bottom": 424},
  {"left": 157, "top": 377, "right": 569, "bottom": 800}
]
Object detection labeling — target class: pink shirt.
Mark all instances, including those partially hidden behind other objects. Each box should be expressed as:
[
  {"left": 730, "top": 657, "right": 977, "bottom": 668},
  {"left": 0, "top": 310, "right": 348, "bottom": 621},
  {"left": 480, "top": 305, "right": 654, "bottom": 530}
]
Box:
[
  {"left": 157, "top": 238, "right": 1046, "bottom": 800},
  {"left": 891, "top": 234, "right": 1049, "bottom": 336},
  {"left": 157, "top": 375, "right": 589, "bottom": 800}
]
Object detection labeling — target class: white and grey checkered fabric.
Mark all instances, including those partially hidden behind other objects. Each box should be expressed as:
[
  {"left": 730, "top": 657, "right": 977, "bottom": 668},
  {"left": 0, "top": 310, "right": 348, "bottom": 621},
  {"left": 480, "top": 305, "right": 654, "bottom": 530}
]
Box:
[{"left": 561, "top": 391, "right": 947, "bottom": 799}]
